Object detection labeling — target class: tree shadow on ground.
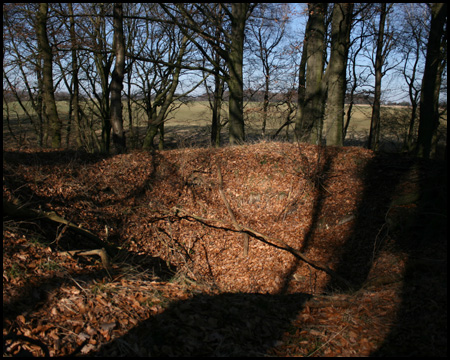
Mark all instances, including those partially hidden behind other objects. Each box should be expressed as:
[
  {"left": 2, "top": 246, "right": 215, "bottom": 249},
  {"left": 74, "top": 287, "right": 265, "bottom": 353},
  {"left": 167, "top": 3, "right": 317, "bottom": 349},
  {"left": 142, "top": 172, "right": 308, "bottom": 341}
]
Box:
[
  {"left": 95, "top": 149, "right": 446, "bottom": 356},
  {"left": 324, "top": 152, "right": 447, "bottom": 356},
  {"left": 2, "top": 149, "right": 109, "bottom": 167},
  {"left": 371, "top": 156, "right": 447, "bottom": 356},
  {"left": 97, "top": 292, "right": 311, "bottom": 356},
  {"left": 4, "top": 147, "right": 446, "bottom": 356},
  {"left": 3, "top": 149, "right": 179, "bottom": 354},
  {"left": 323, "top": 153, "right": 405, "bottom": 292},
  {"left": 2, "top": 221, "right": 176, "bottom": 326}
]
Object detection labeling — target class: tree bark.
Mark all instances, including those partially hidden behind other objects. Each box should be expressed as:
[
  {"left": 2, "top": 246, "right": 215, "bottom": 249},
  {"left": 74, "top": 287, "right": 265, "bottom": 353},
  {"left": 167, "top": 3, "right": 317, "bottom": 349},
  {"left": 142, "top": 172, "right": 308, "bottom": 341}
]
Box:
[
  {"left": 416, "top": 3, "right": 447, "bottom": 159},
  {"left": 368, "top": 3, "right": 387, "bottom": 151},
  {"left": 68, "top": 3, "right": 82, "bottom": 149},
  {"left": 36, "top": 3, "right": 61, "bottom": 148},
  {"left": 294, "top": 38, "right": 307, "bottom": 142},
  {"left": 296, "top": 3, "right": 327, "bottom": 145},
  {"left": 211, "top": 69, "right": 224, "bottom": 147},
  {"left": 110, "top": 3, "right": 126, "bottom": 153},
  {"left": 211, "top": 15, "right": 224, "bottom": 148},
  {"left": 227, "top": 3, "right": 248, "bottom": 145},
  {"left": 324, "top": 3, "right": 353, "bottom": 146}
]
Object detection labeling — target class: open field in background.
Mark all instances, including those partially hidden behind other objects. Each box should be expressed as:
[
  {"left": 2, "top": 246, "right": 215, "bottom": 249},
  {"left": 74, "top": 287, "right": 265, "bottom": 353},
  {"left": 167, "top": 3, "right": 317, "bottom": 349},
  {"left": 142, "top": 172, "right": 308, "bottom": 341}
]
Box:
[
  {"left": 3, "top": 100, "right": 447, "bottom": 153},
  {"left": 3, "top": 101, "right": 447, "bottom": 356}
]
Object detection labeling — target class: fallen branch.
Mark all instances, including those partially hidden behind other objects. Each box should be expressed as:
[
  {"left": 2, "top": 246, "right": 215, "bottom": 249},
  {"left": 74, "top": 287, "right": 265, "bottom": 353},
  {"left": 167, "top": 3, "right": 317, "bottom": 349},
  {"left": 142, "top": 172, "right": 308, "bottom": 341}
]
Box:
[
  {"left": 172, "top": 206, "right": 353, "bottom": 290},
  {"left": 3, "top": 198, "right": 105, "bottom": 248},
  {"left": 3, "top": 333, "right": 49, "bottom": 357},
  {"left": 58, "top": 248, "right": 111, "bottom": 270},
  {"left": 3, "top": 332, "right": 88, "bottom": 357}
]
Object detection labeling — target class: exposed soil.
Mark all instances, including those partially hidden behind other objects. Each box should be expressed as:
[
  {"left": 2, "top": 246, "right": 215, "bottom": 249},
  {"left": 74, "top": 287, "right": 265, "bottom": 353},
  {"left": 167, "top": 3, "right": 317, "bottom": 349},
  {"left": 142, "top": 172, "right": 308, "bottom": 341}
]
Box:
[{"left": 3, "top": 141, "right": 447, "bottom": 356}]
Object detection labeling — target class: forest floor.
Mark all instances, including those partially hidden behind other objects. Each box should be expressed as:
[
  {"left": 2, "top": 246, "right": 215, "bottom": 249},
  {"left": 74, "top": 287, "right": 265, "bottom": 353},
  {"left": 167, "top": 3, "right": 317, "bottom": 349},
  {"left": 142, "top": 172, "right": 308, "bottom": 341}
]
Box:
[{"left": 3, "top": 141, "right": 447, "bottom": 356}]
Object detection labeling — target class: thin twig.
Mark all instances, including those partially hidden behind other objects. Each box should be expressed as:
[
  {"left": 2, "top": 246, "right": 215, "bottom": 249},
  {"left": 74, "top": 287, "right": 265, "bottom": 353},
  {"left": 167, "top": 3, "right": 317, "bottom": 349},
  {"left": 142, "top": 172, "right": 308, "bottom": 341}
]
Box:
[
  {"left": 215, "top": 160, "right": 249, "bottom": 256},
  {"left": 307, "top": 324, "right": 349, "bottom": 357}
]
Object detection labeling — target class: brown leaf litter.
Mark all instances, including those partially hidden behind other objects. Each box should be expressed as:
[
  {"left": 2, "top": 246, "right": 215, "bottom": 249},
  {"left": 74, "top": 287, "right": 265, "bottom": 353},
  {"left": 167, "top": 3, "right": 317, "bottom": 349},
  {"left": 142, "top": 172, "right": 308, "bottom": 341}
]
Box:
[{"left": 3, "top": 141, "right": 447, "bottom": 356}]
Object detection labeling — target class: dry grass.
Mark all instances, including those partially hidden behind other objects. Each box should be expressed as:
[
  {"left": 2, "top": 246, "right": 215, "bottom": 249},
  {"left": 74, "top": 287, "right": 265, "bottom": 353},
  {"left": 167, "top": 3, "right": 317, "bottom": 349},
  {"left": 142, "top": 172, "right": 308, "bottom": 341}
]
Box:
[{"left": 4, "top": 100, "right": 446, "bottom": 152}]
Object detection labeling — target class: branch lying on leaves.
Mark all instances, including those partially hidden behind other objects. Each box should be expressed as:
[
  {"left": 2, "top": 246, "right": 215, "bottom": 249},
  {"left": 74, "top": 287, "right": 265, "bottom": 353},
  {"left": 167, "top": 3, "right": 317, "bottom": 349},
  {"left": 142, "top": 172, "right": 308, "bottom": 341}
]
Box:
[
  {"left": 3, "top": 332, "right": 88, "bottom": 357},
  {"left": 172, "top": 206, "right": 354, "bottom": 290},
  {"left": 3, "top": 198, "right": 106, "bottom": 248},
  {"left": 4, "top": 198, "right": 113, "bottom": 271},
  {"left": 3, "top": 333, "right": 49, "bottom": 357},
  {"left": 58, "top": 248, "right": 111, "bottom": 270}
]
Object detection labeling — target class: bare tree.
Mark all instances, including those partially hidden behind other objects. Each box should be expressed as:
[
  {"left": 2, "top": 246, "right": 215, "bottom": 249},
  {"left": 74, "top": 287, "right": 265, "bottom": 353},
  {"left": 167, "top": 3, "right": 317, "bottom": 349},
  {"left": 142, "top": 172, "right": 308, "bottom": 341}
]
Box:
[
  {"left": 294, "top": 30, "right": 308, "bottom": 142},
  {"left": 295, "top": 3, "right": 327, "bottom": 144},
  {"left": 398, "top": 3, "right": 429, "bottom": 152},
  {"left": 3, "top": 4, "right": 46, "bottom": 146},
  {"left": 126, "top": 5, "right": 195, "bottom": 150},
  {"left": 367, "top": 3, "right": 395, "bottom": 151},
  {"left": 36, "top": 3, "right": 61, "bottom": 148},
  {"left": 160, "top": 4, "right": 256, "bottom": 145},
  {"left": 68, "top": 3, "right": 82, "bottom": 148},
  {"left": 417, "top": 3, "right": 447, "bottom": 158},
  {"left": 196, "top": 5, "right": 227, "bottom": 147},
  {"left": 110, "top": 3, "right": 126, "bottom": 153},
  {"left": 141, "top": 35, "right": 189, "bottom": 150},
  {"left": 344, "top": 5, "right": 373, "bottom": 140},
  {"left": 248, "top": 4, "right": 288, "bottom": 138},
  {"left": 51, "top": 4, "right": 86, "bottom": 149},
  {"left": 324, "top": 3, "right": 354, "bottom": 146},
  {"left": 202, "top": 22, "right": 226, "bottom": 147},
  {"left": 77, "top": 3, "right": 115, "bottom": 153}
]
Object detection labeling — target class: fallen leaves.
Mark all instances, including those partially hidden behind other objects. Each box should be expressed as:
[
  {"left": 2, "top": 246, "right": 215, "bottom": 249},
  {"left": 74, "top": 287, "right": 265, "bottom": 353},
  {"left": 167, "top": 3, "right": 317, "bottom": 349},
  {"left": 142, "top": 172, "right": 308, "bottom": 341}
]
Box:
[{"left": 3, "top": 142, "right": 447, "bottom": 356}]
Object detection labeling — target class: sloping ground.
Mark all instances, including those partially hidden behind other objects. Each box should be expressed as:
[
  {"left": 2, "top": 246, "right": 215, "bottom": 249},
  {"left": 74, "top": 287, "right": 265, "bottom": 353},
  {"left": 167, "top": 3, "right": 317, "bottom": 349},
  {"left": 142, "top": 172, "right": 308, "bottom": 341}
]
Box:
[{"left": 3, "top": 142, "right": 447, "bottom": 356}]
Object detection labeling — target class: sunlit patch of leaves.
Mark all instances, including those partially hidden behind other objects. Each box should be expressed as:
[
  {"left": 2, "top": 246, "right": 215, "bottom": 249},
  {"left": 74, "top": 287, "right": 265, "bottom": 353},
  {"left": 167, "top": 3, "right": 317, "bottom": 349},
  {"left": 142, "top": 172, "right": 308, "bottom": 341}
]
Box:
[{"left": 3, "top": 143, "right": 446, "bottom": 356}]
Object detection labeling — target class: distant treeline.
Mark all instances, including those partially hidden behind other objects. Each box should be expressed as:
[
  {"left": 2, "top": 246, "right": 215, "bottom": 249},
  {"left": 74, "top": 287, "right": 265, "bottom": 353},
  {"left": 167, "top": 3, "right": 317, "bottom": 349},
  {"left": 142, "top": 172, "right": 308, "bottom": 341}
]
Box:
[{"left": 3, "top": 89, "right": 411, "bottom": 107}]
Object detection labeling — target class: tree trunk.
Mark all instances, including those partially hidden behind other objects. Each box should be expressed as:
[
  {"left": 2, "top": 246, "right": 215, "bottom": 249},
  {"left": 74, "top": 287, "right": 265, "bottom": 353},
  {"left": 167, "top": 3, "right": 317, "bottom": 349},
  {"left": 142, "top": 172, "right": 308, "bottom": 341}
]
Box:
[
  {"left": 294, "top": 38, "right": 307, "bottom": 142},
  {"left": 110, "top": 3, "right": 126, "bottom": 153},
  {"left": 91, "top": 5, "right": 113, "bottom": 153},
  {"left": 297, "top": 3, "right": 327, "bottom": 145},
  {"left": 324, "top": 3, "right": 353, "bottom": 146},
  {"left": 368, "top": 3, "right": 387, "bottom": 151},
  {"left": 126, "top": 63, "right": 136, "bottom": 149},
  {"left": 142, "top": 36, "right": 188, "bottom": 150},
  {"left": 68, "top": 3, "right": 82, "bottom": 149},
  {"left": 36, "top": 3, "right": 61, "bottom": 148},
  {"left": 142, "top": 121, "right": 159, "bottom": 150},
  {"left": 161, "top": 4, "right": 252, "bottom": 146},
  {"left": 262, "top": 67, "right": 270, "bottom": 139},
  {"left": 211, "top": 22, "right": 224, "bottom": 148},
  {"left": 416, "top": 3, "right": 447, "bottom": 159},
  {"left": 227, "top": 3, "right": 247, "bottom": 145},
  {"left": 211, "top": 70, "right": 223, "bottom": 148}
]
